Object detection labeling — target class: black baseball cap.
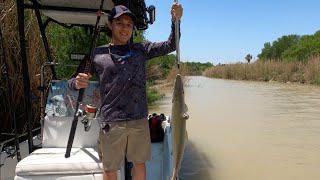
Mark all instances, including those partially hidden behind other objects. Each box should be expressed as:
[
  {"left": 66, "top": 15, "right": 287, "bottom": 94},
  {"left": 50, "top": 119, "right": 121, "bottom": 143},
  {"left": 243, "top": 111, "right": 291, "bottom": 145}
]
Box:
[{"left": 108, "top": 5, "right": 137, "bottom": 22}]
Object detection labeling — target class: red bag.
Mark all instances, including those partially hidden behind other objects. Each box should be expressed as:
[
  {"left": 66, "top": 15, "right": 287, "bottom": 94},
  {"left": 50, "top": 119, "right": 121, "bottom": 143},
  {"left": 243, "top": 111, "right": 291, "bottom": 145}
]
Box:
[{"left": 148, "top": 113, "right": 165, "bottom": 142}]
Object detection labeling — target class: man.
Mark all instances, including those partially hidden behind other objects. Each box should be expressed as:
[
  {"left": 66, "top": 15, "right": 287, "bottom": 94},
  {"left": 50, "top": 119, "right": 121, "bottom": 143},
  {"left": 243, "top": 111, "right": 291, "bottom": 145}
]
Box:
[{"left": 68, "top": 3, "right": 183, "bottom": 180}]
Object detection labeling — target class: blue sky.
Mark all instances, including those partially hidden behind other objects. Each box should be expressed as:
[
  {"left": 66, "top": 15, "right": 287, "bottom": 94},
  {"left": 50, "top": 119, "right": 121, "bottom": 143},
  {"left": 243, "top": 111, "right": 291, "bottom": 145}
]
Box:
[{"left": 144, "top": 0, "right": 320, "bottom": 64}]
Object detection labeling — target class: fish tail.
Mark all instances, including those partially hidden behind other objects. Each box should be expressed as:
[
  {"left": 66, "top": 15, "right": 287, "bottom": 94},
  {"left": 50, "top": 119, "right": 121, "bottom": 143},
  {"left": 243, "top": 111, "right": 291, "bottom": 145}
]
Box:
[{"left": 171, "top": 168, "right": 178, "bottom": 180}]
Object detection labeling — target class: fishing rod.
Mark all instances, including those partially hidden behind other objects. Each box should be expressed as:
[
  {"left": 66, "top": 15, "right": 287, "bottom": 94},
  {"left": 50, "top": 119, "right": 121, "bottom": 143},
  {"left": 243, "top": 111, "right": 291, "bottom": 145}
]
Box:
[
  {"left": 65, "top": 0, "right": 105, "bottom": 158},
  {"left": 174, "top": 0, "right": 180, "bottom": 72},
  {"left": 0, "top": 25, "right": 21, "bottom": 161}
]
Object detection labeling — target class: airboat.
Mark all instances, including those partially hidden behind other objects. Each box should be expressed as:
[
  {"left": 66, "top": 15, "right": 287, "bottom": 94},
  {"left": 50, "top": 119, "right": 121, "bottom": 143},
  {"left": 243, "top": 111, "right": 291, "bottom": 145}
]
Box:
[{"left": 0, "top": 0, "right": 179, "bottom": 179}]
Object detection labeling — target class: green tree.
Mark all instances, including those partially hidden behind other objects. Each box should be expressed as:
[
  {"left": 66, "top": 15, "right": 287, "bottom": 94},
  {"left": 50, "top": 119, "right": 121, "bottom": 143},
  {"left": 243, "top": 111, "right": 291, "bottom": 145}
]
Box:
[
  {"left": 245, "top": 54, "right": 252, "bottom": 63},
  {"left": 146, "top": 54, "right": 176, "bottom": 81},
  {"left": 47, "top": 24, "right": 148, "bottom": 78},
  {"left": 258, "top": 34, "right": 300, "bottom": 60},
  {"left": 282, "top": 31, "right": 320, "bottom": 61},
  {"left": 47, "top": 24, "right": 111, "bottom": 78},
  {"left": 183, "top": 61, "right": 213, "bottom": 75},
  {"left": 258, "top": 42, "right": 272, "bottom": 60}
]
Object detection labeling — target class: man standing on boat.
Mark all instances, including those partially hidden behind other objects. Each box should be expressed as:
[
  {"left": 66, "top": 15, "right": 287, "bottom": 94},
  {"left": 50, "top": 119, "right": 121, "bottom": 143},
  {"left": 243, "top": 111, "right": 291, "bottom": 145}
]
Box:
[{"left": 68, "top": 3, "right": 183, "bottom": 180}]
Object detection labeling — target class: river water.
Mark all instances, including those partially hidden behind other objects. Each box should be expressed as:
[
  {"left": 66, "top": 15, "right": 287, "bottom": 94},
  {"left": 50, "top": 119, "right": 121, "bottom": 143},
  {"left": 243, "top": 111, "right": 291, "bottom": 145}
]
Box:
[
  {"left": 2, "top": 76, "right": 320, "bottom": 180},
  {"left": 149, "top": 76, "right": 320, "bottom": 180}
]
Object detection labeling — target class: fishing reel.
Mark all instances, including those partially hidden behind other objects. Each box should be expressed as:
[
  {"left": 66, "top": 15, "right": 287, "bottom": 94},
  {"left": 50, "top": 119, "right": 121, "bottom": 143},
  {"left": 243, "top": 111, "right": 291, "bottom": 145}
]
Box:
[{"left": 81, "top": 104, "right": 98, "bottom": 131}]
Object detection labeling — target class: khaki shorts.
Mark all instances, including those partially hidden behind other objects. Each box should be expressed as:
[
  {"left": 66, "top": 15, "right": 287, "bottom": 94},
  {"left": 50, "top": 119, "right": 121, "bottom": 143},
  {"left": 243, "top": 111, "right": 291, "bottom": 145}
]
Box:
[{"left": 97, "top": 118, "right": 151, "bottom": 171}]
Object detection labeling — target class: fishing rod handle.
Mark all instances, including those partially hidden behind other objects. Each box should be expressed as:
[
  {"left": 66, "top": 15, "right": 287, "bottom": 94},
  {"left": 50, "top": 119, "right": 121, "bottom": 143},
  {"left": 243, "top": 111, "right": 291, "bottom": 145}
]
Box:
[{"left": 65, "top": 89, "right": 85, "bottom": 158}]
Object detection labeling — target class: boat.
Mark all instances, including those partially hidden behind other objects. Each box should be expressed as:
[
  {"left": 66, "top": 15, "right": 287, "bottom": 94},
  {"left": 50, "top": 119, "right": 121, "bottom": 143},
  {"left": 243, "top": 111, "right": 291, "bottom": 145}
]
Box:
[
  {"left": 14, "top": 80, "right": 175, "bottom": 180},
  {"left": 1, "top": 0, "right": 179, "bottom": 179}
]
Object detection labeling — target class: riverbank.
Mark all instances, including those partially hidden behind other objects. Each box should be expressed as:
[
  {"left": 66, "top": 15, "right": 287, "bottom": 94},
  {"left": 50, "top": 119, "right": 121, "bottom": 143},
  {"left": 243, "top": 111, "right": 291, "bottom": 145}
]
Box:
[
  {"left": 147, "top": 68, "right": 192, "bottom": 105},
  {"left": 203, "top": 56, "right": 320, "bottom": 85},
  {"left": 147, "top": 66, "right": 189, "bottom": 105}
]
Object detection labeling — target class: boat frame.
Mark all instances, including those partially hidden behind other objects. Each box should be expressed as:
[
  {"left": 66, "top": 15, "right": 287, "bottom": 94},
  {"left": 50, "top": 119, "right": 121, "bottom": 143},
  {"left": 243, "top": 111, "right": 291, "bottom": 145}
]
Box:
[{"left": 1, "top": 0, "right": 177, "bottom": 179}]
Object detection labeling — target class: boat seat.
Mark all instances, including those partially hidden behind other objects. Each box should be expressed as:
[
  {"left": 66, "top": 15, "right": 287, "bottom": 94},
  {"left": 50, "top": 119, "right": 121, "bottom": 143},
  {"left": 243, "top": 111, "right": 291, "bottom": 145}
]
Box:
[
  {"left": 14, "top": 116, "right": 109, "bottom": 179},
  {"left": 42, "top": 116, "right": 100, "bottom": 148},
  {"left": 15, "top": 148, "right": 103, "bottom": 176},
  {"left": 15, "top": 80, "right": 124, "bottom": 180}
]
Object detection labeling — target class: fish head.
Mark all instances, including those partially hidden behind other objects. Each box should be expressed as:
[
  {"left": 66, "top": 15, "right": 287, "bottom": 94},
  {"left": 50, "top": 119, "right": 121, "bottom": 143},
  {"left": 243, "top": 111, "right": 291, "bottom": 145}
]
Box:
[{"left": 172, "top": 74, "right": 184, "bottom": 102}]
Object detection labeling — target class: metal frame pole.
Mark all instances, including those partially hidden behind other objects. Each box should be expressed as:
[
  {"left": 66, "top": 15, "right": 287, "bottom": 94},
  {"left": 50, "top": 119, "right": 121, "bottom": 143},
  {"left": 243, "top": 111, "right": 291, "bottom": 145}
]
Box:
[
  {"left": 31, "top": 0, "right": 57, "bottom": 79},
  {"left": 16, "top": 0, "right": 34, "bottom": 153}
]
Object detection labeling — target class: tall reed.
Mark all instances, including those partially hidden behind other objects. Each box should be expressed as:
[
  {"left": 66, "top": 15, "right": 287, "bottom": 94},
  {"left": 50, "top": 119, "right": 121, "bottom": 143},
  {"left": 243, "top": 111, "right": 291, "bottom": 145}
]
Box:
[
  {"left": 203, "top": 56, "right": 320, "bottom": 85},
  {"left": 0, "top": 0, "right": 47, "bottom": 140}
]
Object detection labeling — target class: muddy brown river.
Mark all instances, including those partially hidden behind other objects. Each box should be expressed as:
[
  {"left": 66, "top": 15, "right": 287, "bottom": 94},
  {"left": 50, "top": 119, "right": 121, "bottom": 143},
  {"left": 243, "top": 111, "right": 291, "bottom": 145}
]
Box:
[{"left": 149, "top": 76, "right": 320, "bottom": 180}]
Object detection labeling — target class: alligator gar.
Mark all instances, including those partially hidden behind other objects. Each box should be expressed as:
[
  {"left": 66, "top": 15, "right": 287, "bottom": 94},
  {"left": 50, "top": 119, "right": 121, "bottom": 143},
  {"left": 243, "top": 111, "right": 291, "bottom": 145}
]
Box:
[{"left": 171, "top": 74, "right": 189, "bottom": 180}]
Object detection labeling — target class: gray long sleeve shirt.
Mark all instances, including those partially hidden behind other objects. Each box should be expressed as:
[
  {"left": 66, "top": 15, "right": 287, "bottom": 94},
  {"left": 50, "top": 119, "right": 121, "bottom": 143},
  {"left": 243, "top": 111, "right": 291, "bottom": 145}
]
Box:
[{"left": 68, "top": 22, "right": 179, "bottom": 123}]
